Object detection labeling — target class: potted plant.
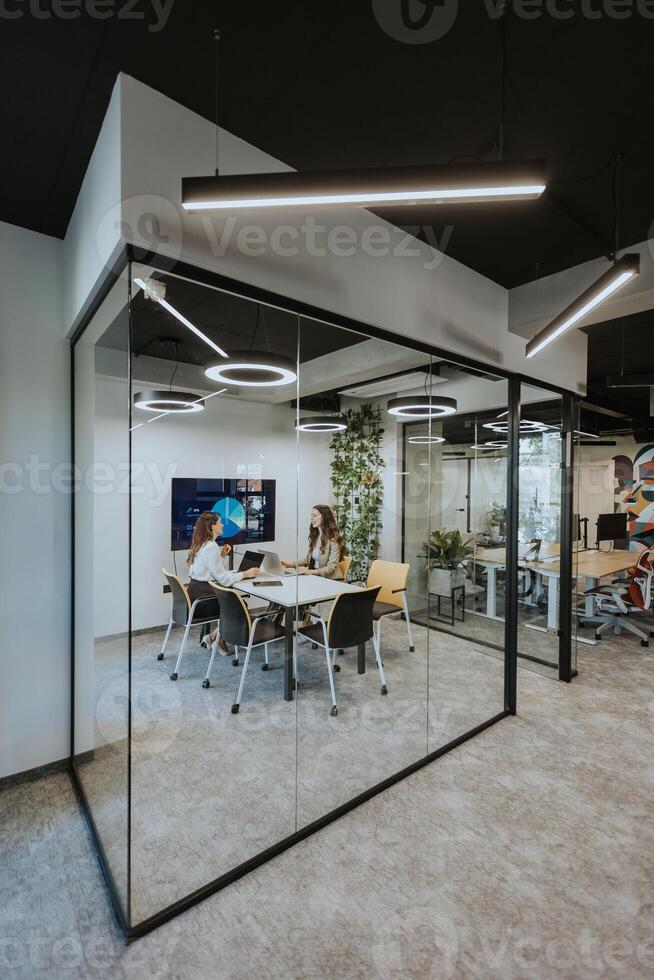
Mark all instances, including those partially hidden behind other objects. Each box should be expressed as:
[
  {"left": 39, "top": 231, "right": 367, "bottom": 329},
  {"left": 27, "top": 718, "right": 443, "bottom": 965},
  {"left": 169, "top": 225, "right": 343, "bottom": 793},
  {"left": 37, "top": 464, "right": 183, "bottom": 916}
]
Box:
[{"left": 422, "top": 528, "right": 475, "bottom": 597}]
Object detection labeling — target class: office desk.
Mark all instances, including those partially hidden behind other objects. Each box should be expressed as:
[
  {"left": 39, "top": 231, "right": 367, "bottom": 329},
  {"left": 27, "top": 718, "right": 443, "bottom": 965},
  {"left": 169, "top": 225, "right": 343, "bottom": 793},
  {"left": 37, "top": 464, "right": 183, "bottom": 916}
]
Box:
[
  {"left": 235, "top": 575, "right": 360, "bottom": 701},
  {"left": 470, "top": 544, "right": 567, "bottom": 620}
]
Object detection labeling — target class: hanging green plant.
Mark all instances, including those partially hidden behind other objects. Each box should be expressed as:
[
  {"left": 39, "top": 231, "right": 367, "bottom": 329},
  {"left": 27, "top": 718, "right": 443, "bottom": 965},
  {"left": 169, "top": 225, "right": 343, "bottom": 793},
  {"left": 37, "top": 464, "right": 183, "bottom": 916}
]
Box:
[{"left": 329, "top": 404, "right": 385, "bottom": 582}]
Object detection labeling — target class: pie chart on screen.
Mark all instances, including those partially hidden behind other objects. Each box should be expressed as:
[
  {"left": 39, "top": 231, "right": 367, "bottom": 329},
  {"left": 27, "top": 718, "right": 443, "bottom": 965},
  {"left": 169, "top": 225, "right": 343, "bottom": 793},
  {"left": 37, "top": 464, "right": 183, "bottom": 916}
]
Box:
[{"left": 212, "top": 497, "right": 246, "bottom": 539}]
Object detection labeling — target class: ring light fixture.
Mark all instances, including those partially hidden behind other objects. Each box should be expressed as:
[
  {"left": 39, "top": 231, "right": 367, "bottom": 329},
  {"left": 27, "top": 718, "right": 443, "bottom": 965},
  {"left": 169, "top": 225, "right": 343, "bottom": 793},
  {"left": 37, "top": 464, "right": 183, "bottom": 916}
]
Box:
[
  {"left": 387, "top": 396, "right": 457, "bottom": 420},
  {"left": 182, "top": 160, "right": 546, "bottom": 213},
  {"left": 296, "top": 415, "right": 348, "bottom": 433},
  {"left": 408, "top": 435, "right": 446, "bottom": 445},
  {"left": 205, "top": 351, "right": 297, "bottom": 387},
  {"left": 483, "top": 419, "right": 549, "bottom": 434},
  {"left": 133, "top": 390, "right": 205, "bottom": 414},
  {"left": 471, "top": 441, "right": 508, "bottom": 450}
]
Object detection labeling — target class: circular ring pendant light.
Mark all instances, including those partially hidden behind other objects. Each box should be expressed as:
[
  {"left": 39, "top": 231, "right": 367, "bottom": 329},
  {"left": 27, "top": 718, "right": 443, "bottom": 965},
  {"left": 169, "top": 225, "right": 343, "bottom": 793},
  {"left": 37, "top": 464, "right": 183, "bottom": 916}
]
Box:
[
  {"left": 483, "top": 419, "right": 548, "bottom": 434},
  {"left": 388, "top": 395, "right": 457, "bottom": 419},
  {"left": 471, "top": 441, "right": 508, "bottom": 449},
  {"left": 408, "top": 434, "right": 446, "bottom": 445},
  {"left": 134, "top": 390, "right": 205, "bottom": 414},
  {"left": 296, "top": 415, "right": 348, "bottom": 433},
  {"left": 205, "top": 350, "right": 297, "bottom": 387}
]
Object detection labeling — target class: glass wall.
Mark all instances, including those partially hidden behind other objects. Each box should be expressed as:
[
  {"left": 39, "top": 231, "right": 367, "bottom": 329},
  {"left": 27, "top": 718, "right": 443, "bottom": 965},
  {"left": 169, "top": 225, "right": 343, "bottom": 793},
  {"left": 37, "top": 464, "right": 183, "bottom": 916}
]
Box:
[{"left": 72, "top": 256, "right": 575, "bottom": 934}]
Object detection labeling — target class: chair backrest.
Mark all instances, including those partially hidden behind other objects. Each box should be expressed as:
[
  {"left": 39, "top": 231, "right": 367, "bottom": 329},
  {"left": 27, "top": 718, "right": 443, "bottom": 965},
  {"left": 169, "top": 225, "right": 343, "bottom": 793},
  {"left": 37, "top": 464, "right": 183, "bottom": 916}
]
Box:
[
  {"left": 366, "top": 560, "right": 410, "bottom": 608},
  {"left": 162, "top": 568, "right": 191, "bottom": 625},
  {"left": 211, "top": 585, "right": 252, "bottom": 646},
  {"left": 338, "top": 556, "right": 352, "bottom": 581},
  {"left": 327, "top": 586, "right": 381, "bottom": 649},
  {"left": 626, "top": 547, "right": 654, "bottom": 611}
]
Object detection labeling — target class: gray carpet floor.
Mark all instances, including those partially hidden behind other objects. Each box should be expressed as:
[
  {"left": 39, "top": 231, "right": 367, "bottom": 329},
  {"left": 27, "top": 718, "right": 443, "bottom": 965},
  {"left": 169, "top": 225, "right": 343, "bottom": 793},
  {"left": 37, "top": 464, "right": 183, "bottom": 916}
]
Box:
[{"left": 2, "top": 626, "right": 654, "bottom": 978}]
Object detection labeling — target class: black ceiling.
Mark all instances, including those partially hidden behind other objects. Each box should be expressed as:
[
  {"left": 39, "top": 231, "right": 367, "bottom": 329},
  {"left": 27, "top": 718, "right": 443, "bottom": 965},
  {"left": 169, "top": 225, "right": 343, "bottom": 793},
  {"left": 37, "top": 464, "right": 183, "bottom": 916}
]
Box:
[{"left": 2, "top": 3, "right": 653, "bottom": 290}]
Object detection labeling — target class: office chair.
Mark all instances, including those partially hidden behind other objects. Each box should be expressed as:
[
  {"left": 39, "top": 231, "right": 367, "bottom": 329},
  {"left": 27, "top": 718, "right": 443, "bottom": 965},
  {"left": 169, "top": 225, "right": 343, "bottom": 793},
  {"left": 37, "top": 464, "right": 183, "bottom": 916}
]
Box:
[
  {"left": 159, "top": 569, "right": 221, "bottom": 682},
  {"left": 362, "top": 560, "right": 414, "bottom": 654},
  {"left": 581, "top": 547, "right": 654, "bottom": 647},
  {"left": 208, "top": 586, "right": 286, "bottom": 708},
  {"left": 298, "top": 585, "right": 383, "bottom": 714},
  {"left": 338, "top": 555, "right": 352, "bottom": 581}
]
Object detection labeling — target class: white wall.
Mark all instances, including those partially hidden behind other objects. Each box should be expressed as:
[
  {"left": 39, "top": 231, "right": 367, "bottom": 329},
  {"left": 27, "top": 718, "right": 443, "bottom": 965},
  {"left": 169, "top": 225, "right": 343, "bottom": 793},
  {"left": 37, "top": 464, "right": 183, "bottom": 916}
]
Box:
[{"left": 0, "top": 221, "right": 68, "bottom": 779}]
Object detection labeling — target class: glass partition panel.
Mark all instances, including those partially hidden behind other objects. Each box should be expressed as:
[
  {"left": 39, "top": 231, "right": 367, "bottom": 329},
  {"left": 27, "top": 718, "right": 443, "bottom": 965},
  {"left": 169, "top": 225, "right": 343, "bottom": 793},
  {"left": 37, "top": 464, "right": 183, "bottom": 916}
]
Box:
[
  {"left": 424, "top": 365, "right": 508, "bottom": 747},
  {"left": 295, "top": 320, "right": 430, "bottom": 825},
  {"left": 516, "top": 385, "right": 564, "bottom": 676},
  {"left": 128, "top": 265, "right": 298, "bottom": 924},
  {"left": 73, "top": 273, "right": 130, "bottom": 920}
]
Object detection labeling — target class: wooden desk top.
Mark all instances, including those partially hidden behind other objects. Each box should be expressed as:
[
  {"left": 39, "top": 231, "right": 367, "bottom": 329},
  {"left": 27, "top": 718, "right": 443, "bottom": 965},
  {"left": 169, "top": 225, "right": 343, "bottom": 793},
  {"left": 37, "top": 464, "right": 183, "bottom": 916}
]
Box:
[{"left": 472, "top": 544, "right": 634, "bottom": 582}]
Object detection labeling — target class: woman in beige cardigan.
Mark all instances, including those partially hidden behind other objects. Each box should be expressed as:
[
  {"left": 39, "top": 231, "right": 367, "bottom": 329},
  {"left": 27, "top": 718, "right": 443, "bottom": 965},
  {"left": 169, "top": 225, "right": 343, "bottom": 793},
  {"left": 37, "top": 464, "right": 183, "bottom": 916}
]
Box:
[{"left": 283, "top": 504, "right": 346, "bottom": 579}]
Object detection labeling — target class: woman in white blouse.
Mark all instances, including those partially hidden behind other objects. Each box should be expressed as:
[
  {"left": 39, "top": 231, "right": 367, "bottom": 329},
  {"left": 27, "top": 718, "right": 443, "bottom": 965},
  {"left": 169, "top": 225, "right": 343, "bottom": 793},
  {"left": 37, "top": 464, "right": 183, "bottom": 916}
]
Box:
[{"left": 187, "top": 511, "right": 260, "bottom": 652}]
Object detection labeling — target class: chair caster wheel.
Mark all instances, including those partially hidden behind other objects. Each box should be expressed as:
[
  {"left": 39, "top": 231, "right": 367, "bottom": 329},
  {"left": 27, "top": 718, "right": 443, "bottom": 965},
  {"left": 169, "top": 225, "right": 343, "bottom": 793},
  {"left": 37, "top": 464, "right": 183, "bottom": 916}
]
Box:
[
  {"left": 312, "top": 643, "right": 318, "bottom": 649},
  {"left": 231, "top": 704, "right": 240, "bottom": 714},
  {"left": 338, "top": 649, "right": 345, "bottom": 656},
  {"left": 595, "top": 635, "right": 601, "bottom": 641},
  {"left": 333, "top": 664, "right": 341, "bottom": 672},
  {"left": 202, "top": 679, "right": 210, "bottom": 689},
  {"left": 170, "top": 672, "right": 178, "bottom": 681},
  {"left": 232, "top": 658, "right": 239, "bottom": 666},
  {"left": 409, "top": 646, "right": 415, "bottom": 653},
  {"left": 641, "top": 640, "right": 649, "bottom": 648},
  {"left": 157, "top": 653, "right": 164, "bottom": 661},
  {"left": 262, "top": 664, "right": 269, "bottom": 671},
  {"left": 330, "top": 706, "right": 338, "bottom": 717},
  {"left": 381, "top": 685, "right": 388, "bottom": 696}
]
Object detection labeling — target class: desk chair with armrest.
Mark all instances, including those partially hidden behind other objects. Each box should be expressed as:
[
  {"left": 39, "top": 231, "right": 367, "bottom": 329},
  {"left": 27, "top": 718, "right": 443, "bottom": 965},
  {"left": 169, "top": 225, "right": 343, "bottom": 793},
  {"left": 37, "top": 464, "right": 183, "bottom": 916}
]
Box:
[
  {"left": 581, "top": 547, "right": 654, "bottom": 646},
  {"left": 159, "top": 569, "right": 221, "bottom": 682},
  {"left": 298, "top": 585, "right": 383, "bottom": 714},
  {"left": 206, "top": 586, "right": 286, "bottom": 707}
]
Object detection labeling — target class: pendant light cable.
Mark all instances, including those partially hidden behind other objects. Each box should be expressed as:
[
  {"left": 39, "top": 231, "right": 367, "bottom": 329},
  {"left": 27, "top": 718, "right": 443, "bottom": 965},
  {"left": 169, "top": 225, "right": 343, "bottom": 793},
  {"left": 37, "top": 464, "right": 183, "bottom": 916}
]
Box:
[
  {"left": 169, "top": 339, "right": 180, "bottom": 391},
  {"left": 611, "top": 152, "right": 623, "bottom": 262},
  {"left": 214, "top": 28, "right": 221, "bottom": 177},
  {"left": 498, "top": 3, "right": 508, "bottom": 161}
]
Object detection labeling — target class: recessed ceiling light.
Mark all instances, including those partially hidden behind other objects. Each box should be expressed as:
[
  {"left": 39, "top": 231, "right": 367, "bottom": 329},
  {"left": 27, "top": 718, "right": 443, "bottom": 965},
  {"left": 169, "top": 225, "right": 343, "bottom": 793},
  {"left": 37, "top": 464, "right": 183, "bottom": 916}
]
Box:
[
  {"left": 388, "top": 396, "right": 457, "bottom": 419},
  {"left": 205, "top": 351, "right": 297, "bottom": 387}
]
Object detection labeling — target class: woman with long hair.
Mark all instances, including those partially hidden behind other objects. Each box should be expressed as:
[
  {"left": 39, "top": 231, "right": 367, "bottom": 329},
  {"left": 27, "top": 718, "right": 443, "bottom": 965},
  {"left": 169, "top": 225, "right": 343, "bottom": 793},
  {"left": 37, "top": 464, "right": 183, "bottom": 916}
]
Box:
[
  {"left": 283, "top": 504, "right": 346, "bottom": 579},
  {"left": 187, "top": 511, "right": 259, "bottom": 652}
]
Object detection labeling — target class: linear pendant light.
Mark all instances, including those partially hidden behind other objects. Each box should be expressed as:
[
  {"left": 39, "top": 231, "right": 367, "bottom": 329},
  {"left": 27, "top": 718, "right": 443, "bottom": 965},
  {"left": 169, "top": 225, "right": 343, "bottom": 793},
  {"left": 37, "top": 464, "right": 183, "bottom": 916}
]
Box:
[
  {"left": 182, "top": 160, "right": 546, "bottom": 213},
  {"left": 525, "top": 254, "right": 640, "bottom": 359},
  {"left": 133, "top": 278, "right": 228, "bottom": 358}
]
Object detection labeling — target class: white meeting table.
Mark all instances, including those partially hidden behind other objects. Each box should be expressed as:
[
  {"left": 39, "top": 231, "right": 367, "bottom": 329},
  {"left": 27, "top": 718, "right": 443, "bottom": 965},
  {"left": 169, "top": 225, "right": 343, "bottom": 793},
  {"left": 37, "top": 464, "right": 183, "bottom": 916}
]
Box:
[{"left": 235, "top": 574, "right": 361, "bottom": 700}]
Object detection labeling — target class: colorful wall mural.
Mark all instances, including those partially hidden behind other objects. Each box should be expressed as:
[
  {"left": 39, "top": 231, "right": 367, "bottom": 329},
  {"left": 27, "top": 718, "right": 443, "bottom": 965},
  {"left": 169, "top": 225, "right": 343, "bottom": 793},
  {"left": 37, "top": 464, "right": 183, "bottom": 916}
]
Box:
[{"left": 614, "top": 445, "right": 654, "bottom": 551}]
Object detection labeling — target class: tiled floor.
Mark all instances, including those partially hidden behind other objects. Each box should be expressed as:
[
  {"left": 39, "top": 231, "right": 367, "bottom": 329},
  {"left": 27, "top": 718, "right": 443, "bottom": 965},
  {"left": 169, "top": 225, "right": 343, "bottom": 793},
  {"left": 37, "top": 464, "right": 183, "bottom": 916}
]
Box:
[{"left": 2, "top": 628, "right": 654, "bottom": 979}]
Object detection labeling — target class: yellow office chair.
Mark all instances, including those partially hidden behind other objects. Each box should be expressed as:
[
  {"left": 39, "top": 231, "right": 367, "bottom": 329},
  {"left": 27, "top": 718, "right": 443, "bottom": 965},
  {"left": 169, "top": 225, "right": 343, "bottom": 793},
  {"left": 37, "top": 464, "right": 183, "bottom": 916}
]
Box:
[
  {"left": 365, "top": 560, "right": 414, "bottom": 654},
  {"left": 338, "top": 555, "right": 352, "bottom": 581}
]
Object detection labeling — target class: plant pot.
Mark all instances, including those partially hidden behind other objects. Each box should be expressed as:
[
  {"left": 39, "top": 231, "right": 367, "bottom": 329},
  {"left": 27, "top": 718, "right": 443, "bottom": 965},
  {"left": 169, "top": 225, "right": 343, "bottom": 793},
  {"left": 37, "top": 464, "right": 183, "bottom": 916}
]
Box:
[{"left": 429, "top": 567, "right": 465, "bottom": 598}]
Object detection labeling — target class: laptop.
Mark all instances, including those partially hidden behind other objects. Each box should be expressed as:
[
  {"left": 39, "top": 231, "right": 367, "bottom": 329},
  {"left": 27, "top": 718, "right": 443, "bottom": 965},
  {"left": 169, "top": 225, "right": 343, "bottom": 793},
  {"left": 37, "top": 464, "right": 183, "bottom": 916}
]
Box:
[
  {"left": 259, "top": 550, "right": 296, "bottom": 576},
  {"left": 238, "top": 550, "right": 266, "bottom": 572}
]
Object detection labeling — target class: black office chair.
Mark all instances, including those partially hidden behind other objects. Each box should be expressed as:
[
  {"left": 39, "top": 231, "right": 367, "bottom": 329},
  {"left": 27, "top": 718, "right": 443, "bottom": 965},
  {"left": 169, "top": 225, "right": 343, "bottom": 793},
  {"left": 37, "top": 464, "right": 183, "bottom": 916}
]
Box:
[
  {"left": 298, "top": 586, "right": 383, "bottom": 716},
  {"left": 207, "top": 586, "right": 286, "bottom": 708},
  {"left": 159, "top": 569, "right": 221, "bottom": 682}
]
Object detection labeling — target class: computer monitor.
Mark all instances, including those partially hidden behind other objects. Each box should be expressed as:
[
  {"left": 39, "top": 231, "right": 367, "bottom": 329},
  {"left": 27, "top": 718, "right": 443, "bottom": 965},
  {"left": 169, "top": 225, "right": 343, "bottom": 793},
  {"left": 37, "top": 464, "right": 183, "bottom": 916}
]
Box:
[
  {"left": 171, "top": 478, "right": 276, "bottom": 551},
  {"left": 596, "top": 512, "right": 627, "bottom": 546}
]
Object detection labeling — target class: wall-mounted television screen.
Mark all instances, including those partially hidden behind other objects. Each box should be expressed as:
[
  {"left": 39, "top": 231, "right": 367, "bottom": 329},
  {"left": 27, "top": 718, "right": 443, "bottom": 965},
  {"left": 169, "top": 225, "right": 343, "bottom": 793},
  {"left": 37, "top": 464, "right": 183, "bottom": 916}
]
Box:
[{"left": 171, "top": 478, "right": 276, "bottom": 551}]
